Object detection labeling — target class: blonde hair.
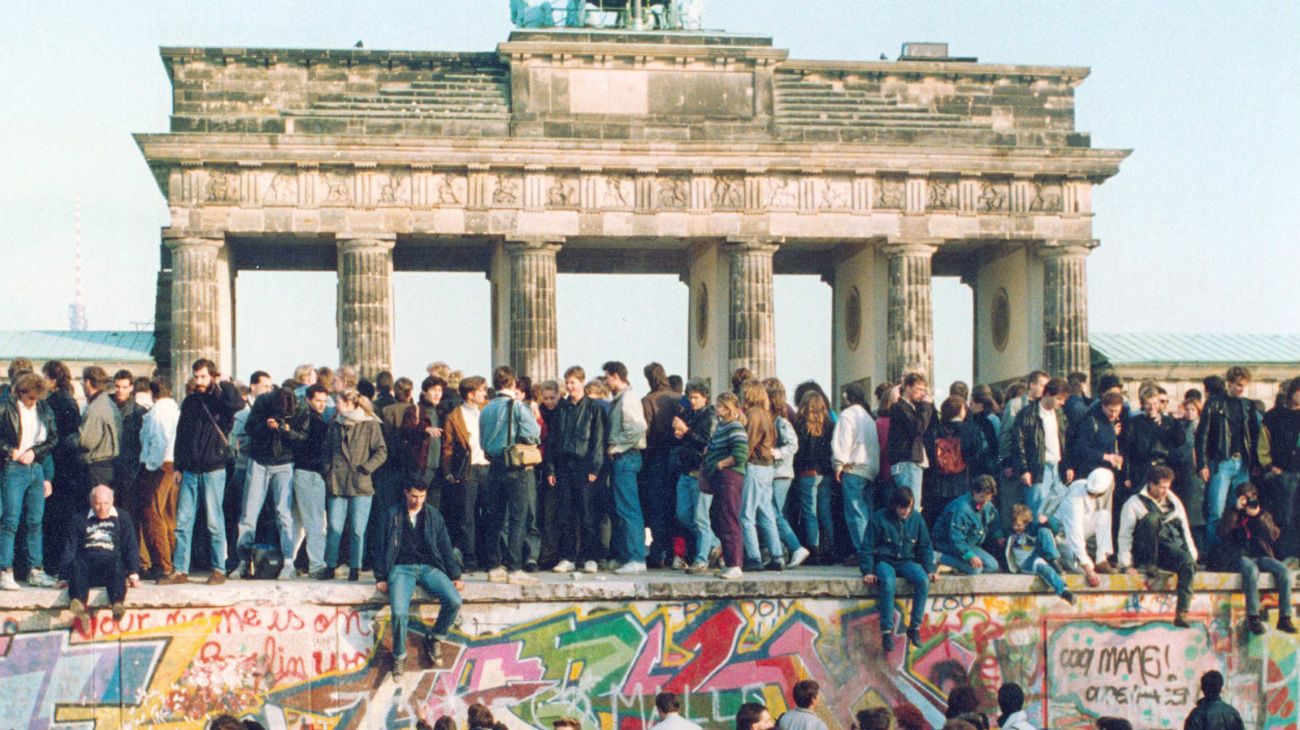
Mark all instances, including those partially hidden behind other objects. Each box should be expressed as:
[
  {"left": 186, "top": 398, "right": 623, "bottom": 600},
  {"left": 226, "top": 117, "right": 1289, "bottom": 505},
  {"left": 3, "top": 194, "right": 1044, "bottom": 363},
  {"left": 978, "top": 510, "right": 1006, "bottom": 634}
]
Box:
[
  {"left": 741, "top": 380, "right": 769, "bottom": 412},
  {"left": 585, "top": 378, "right": 611, "bottom": 399},
  {"left": 338, "top": 387, "right": 376, "bottom": 417},
  {"left": 716, "top": 392, "right": 745, "bottom": 424},
  {"left": 1010, "top": 504, "right": 1033, "bottom": 528},
  {"left": 797, "top": 390, "right": 829, "bottom": 438}
]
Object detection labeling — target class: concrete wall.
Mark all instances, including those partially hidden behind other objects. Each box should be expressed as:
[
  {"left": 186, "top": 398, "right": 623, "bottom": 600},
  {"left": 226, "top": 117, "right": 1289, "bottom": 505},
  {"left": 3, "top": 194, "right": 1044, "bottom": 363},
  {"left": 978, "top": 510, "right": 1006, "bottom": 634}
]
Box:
[{"left": 1, "top": 574, "right": 1293, "bottom": 729}]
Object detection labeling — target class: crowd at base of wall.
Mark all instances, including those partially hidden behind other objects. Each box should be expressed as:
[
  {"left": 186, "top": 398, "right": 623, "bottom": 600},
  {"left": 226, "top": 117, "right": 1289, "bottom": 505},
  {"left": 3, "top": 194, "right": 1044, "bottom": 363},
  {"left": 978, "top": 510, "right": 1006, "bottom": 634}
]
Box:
[{"left": 0, "top": 572, "right": 1294, "bottom": 729}]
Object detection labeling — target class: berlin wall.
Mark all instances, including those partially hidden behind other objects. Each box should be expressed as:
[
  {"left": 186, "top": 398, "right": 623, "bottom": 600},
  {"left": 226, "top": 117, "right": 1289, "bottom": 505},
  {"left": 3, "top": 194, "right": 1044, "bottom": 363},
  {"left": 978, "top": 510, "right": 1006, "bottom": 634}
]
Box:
[{"left": 0, "top": 574, "right": 1294, "bottom": 729}]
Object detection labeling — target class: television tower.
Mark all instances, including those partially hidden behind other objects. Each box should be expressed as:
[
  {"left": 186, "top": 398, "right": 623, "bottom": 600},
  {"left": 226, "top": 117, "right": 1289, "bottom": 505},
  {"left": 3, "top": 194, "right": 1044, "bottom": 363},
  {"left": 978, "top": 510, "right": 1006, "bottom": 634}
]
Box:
[{"left": 67, "top": 196, "right": 88, "bottom": 331}]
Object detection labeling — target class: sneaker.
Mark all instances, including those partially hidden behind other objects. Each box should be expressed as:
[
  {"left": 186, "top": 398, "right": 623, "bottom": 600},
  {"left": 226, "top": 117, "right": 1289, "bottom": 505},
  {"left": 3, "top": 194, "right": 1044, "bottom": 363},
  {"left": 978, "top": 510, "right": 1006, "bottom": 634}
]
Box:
[
  {"left": 314, "top": 567, "right": 336, "bottom": 581},
  {"left": 0, "top": 570, "right": 20, "bottom": 591},
  {"left": 278, "top": 565, "right": 297, "bottom": 581},
  {"left": 582, "top": 560, "right": 599, "bottom": 574},
  {"left": 348, "top": 568, "right": 360, "bottom": 582},
  {"left": 1093, "top": 560, "right": 1114, "bottom": 575},
  {"left": 68, "top": 598, "right": 87, "bottom": 618},
  {"left": 906, "top": 627, "right": 922, "bottom": 648},
  {"left": 671, "top": 556, "right": 688, "bottom": 571},
  {"left": 1143, "top": 564, "right": 1162, "bottom": 579},
  {"left": 1061, "top": 590, "right": 1077, "bottom": 605},
  {"left": 1173, "top": 612, "right": 1191, "bottom": 629},
  {"left": 765, "top": 559, "right": 785, "bottom": 572},
  {"left": 687, "top": 561, "right": 711, "bottom": 575},
  {"left": 614, "top": 561, "right": 647, "bottom": 575},
  {"left": 507, "top": 570, "right": 539, "bottom": 586},
  {"left": 743, "top": 561, "right": 765, "bottom": 572},
  {"left": 111, "top": 602, "right": 126, "bottom": 622},
  {"left": 27, "top": 568, "right": 57, "bottom": 588},
  {"left": 487, "top": 566, "right": 509, "bottom": 583},
  {"left": 881, "top": 632, "right": 895, "bottom": 653},
  {"left": 786, "top": 547, "right": 811, "bottom": 569},
  {"left": 719, "top": 566, "right": 743, "bottom": 580},
  {"left": 391, "top": 655, "right": 405, "bottom": 680},
  {"left": 206, "top": 571, "right": 227, "bottom": 586},
  {"left": 524, "top": 561, "right": 539, "bottom": 573},
  {"left": 158, "top": 572, "right": 188, "bottom": 586},
  {"left": 1278, "top": 616, "right": 1297, "bottom": 634},
  {"left": 707, "top": 545, "right": 723, "bottom": 568},
  {"left": 552, "top": 560, "right": 575, "bottom": 574},
  {"left": 1247, "top": 615, "right": 1266, "bottom": 636},
  {"left": 423, "top": 634, "right": 440, "bottom": 667}
]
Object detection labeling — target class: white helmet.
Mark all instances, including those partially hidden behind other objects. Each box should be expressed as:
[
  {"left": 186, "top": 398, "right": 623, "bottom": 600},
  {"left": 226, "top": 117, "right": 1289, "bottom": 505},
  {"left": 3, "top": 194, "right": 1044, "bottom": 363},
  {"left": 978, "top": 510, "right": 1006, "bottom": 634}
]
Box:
[{"left": 1085, "top": 468, "right": 1115, "bottom": 496}]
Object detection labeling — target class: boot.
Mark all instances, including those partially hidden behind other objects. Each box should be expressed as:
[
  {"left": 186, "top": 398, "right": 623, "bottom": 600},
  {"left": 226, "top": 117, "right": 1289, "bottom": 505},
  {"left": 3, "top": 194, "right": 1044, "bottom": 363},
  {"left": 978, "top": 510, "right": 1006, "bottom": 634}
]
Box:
[{"left": 1277, "top": 615, "right": 1297, "bottom": 634}]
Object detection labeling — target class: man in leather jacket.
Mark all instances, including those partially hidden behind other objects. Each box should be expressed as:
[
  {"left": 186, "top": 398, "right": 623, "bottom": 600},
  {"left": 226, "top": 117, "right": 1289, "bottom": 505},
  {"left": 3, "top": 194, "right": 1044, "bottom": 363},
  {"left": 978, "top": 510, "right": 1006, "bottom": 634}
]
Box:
[{"left": 0, "top": 372, "right": 60, "bottom": 590}]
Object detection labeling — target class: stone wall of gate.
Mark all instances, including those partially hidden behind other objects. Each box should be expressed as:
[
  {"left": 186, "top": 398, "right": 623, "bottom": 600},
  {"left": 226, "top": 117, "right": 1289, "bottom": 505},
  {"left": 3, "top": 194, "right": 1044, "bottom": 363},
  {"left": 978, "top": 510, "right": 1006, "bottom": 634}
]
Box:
[{"left": 0, "top": 573, "right": 1293, "bottom": 729}]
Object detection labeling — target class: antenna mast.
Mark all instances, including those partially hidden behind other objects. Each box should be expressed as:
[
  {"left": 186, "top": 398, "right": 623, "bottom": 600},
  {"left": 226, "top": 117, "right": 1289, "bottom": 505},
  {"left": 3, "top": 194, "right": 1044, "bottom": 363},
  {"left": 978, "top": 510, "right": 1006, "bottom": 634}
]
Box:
[{"left": 67, "top": 196, "right": 88, "bottom": 331}]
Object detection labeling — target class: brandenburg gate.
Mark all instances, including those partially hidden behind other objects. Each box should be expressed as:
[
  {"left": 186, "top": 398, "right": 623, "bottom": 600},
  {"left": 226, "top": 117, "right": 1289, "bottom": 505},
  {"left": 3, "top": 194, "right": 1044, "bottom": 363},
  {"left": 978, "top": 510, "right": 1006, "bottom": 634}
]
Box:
[{"left": 137, "top": 23, "right": 1126, "bottom": 392}]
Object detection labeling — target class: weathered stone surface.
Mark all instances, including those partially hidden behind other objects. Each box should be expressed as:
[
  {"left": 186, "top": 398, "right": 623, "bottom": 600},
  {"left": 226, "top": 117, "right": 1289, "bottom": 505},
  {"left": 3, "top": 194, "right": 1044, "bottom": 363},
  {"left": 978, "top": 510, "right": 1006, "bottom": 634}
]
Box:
[
  {"left": 506, "top": 238, "right": 560, "bottom": 382},
  {"left": 165, "top": 234, "right": 223, "bottom": 387},
  {"left": 1042, "top": 240, "right": 1093, "bottom": 376},
  {"left": 726, "top": 238, "right": 778, "bottom": 379},
  {"left": 336, "top": 235, "right": 395, "bottom": 378},
  {"left": 885, "top": 241, "right": 937, "bottom": 382}
]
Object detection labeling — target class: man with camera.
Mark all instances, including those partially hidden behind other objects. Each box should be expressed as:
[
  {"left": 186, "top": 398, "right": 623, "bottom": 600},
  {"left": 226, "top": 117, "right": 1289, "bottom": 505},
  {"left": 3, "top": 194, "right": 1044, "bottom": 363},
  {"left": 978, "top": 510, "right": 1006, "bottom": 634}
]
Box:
[
  {"left": 477, "top": 366, "right": 541, "bottom": 585},
  {"left": 1216, "top": 481, "right": 1296, "bottom": 635},
  {"left": 234, "top": 385, "right": 299, "bottom": 580}
]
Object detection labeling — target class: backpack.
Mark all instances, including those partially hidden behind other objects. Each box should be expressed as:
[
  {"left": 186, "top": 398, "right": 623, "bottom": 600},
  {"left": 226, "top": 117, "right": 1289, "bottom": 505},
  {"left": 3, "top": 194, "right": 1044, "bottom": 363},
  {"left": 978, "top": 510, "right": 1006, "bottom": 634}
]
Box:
[{"left": 935, "top": 435, "right": 966, "bottom": 475}]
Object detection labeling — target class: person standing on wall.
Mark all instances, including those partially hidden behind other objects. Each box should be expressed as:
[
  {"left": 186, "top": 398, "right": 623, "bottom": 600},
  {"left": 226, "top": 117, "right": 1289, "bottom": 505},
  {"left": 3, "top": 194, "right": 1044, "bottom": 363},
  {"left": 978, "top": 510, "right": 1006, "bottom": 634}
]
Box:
[
  {"left": 323, "top": 388, "right": 387, "bottom": 582},
  {"left": 78, "top": 366, "right": 122, "bottom": 506},
  {"left": 40, "top": 360, "right": 83, "bottom": 574},
  {"left": 640, "top": 362, "right": 682, "bottom": 570},
  {"left": 109, "top": 369, "right": 146, "bottom": 507},
  {"left": 0, "top": 372, "right": 60, "bottom": 590},
  {"left": 1197, "top": 366, "right": 1260, "bottom": 551},
  {"left": 603, "top": 361, "right": 649, "bottom": 575},
  {"left": 670, "top": 379, "right": 717, "bottom": 575},
  {"left": 442, "top": 376, "right": 490, "bottom": 573},
  {"left": 1011, "top": 376, "right": 1074, "bottom": 519},
  {"left": 887, "top": 372, "right": 935, "bottom": 514},
  {"left": 765, "top": 378, "right": 809, "bottom": 569},
  {"left": 477, "top": 366, "right": 541, "bottom": 585},
  {"left": 792, "top": 389, "right": 834, "bottom": 565},
  {"left": 831, "top": 382, "right": 880, "bottom": 562},
  {"left": 235, "top": 385, "right": 298, "bottom": 580},
  {"left": 374, "top": 480, "right": 463, "bottom": 680},
  {"left": 291, "top": 384, "right": 332, "bottom": 580},
  {"left": 162, "top": 358, "right": 243, "bottom": 585},
  {"left": 547, "top": 366, "right": 609, "bottom": 575},
  {"left": 135, "top": 376, "right": 179, "bottom": 581},
  {"left": 739, "top": 380, "right": 783, "bottom": 571},
  {"left": 1258, "top": 378, "right": 1300, "bottom": 561}
]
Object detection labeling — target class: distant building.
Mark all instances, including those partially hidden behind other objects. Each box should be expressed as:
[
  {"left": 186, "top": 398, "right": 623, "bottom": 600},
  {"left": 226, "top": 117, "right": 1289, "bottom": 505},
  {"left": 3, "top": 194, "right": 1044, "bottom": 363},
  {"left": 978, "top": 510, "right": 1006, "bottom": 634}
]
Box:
[
  {"left": 1091, "top": 332, "right": 1300, "bottom": 405},
  {"left": 0, "top": 330, "right": 156, "bottom": 386}
]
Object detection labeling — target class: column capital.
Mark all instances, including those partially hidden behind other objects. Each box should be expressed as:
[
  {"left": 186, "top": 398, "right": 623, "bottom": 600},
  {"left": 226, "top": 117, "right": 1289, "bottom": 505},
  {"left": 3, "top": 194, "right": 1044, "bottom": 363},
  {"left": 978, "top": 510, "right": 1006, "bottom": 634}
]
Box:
[
  {"left": 1036, "top": 239, "right": 1098, "bottom": 258},
  {"left": 504, "top": 236, "right": 563, "bottom": 254},
  {"left": 724, "top": 236, "right": 782, "bottom": 255},
  {"left": 162, "top": 230, "right": 224, "bottom": 250},
  {"left": 881, "top": 238, "right": 941, "bottom": 257},
  {"left": 336, "top": 233, "right": 396, "bottom": 253}
]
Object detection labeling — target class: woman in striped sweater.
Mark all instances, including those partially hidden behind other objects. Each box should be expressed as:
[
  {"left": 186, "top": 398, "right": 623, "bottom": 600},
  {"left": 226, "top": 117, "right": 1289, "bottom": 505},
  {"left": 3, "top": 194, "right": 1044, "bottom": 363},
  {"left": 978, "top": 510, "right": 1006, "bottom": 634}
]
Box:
[{"left": 702, "top": 393, "right": 748, "bottom": 579}]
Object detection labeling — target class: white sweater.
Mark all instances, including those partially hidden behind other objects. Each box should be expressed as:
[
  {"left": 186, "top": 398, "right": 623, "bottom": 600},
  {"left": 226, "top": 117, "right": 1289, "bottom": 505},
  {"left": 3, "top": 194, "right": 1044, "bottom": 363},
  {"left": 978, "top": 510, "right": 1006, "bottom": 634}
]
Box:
[
  {"left": 139, "top": 397, "right": 180, "bottom": 471},
  {"left": 1117, "top": 486, "right": 1198, "bottom": 568},
  {"left": 831, "top": 404, "right": 880, "bottom": 480}
]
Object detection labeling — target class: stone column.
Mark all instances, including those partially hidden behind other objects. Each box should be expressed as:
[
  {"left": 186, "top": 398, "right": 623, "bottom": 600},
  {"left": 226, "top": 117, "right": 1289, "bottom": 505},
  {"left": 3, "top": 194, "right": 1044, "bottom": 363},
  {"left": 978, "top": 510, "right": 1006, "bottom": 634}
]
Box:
[
  {"left": 884, "top": 240, "right": 938, "bottom": 383},
  {"left": 505, "top": 238, "right": 560, "bottom": 382},
  {"left": 1041, "top": 240, "right": 1094, "bottom": 376},
  {"left": 726, "top": 237, "right": 779, "bottom": 379},
  {"left": 165, "top": 234, "right": 225, "bottom": 388},
  {"left": 336, "top": 235, "right": 395, "bottom": 380}
]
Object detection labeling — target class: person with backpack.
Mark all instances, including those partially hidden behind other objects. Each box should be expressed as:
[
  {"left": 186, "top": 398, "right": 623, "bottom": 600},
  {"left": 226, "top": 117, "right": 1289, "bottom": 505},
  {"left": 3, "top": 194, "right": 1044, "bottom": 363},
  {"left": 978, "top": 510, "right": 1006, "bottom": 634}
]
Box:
[
  {"left": 1117, "top": 465, "right": 1198, "bottom": 627},
  {"left": 925, "top": 396, "right": 970, "bottom": 522},
  {"left": 933, "top": 475, "right": 1003, "bottom": 575}
]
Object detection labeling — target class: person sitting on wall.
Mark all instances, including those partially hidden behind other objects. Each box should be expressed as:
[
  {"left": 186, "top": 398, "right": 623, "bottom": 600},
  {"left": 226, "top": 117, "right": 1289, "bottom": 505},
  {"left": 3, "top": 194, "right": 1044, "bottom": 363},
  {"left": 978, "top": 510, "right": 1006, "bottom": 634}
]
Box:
[
  {"left": 1116, "top": 465, "right": 1198, "bottom": 628},
  {"left": 60, "top": 484, "right": 140, "bottom": 622},
  {"left": 932, "top": 475, "right": 1004, "bottom": 575},
  {"left": 860, "top": 487, "right": 937, "bottom": 652},
  {"left": 1007, "top": 503, "right": 1075, "bottom": 604},
  {"left": 374, "top": 481, "right": 464, "bottom": 680},
  {"left": 1053, "top": 468, "right": 1117, "bottom": 587},
  {"left": 1214, "top": 482, "right": 1296, "bottom": 635}
]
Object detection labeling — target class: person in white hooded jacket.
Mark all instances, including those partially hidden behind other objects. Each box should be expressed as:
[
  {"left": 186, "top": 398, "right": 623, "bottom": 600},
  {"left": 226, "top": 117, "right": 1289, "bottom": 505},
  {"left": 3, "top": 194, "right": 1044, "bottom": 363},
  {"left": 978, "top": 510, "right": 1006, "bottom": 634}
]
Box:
[
  {"left": 1116, "top": 464, "right": 1198, "bottom": 627},
  {"left": 135, "top": 376, "right": 180, "bottom": 580},
  {"left": 831, "top": 383, "right": 880, "bottom": 558},
  {"left": 1052, "top": 468, "right": 1117, "bottom": 587}
]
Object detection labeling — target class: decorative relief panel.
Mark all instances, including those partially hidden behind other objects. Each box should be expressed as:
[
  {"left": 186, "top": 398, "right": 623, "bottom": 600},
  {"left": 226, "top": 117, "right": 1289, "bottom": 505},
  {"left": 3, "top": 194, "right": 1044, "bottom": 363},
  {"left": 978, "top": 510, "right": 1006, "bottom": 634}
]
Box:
[
  {"left": 489, "top": 173, "right": 522, "bottom": 207},
  {"left": 204, "top": 168, "right": 238, "bottom": 204},
  {"left": 876, "top": 177, "right": 905, "bottom": 209},
  {"left": 766, "top": 176, "right": 799, "bottom": 209},
  {"left": 546, "top": 175, "right": 579, "bottom": 209},
  {"left": 261, "top": 170, "right": 299, "bottom": 206},
  {"left": 601, "top": 175, "right": 633, "bottom": 209},
  {"left": 1028, "top": 181, "right": 1064, "bottom": 212},
  {"left": 926, "top": 177, "right": 956, "bottom": 211},
  {"left": 656, "top": 176, "right": 690, "bottom": 210},
  {"left": 817, "top": 177, "right": 852, "bottom": 211},
  {"left": 375, "top": 170, "right": 411, "bottom": 206},
  {"left": 977, "top": 180, "right": 1009, "bottom": 213},
  {"left": 710, "top": 175, "right": 745, "bottom": 211},
  {"left": 321, "top": 170, "right": 354, "bottom": 206}
]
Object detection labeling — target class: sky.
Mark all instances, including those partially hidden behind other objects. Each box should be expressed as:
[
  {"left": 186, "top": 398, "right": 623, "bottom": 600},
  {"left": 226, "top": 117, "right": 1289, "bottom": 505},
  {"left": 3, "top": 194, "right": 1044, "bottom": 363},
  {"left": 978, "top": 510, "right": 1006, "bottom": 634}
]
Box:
[{"left": 2, "top": 1, "right": 1298, "bottom": 389}]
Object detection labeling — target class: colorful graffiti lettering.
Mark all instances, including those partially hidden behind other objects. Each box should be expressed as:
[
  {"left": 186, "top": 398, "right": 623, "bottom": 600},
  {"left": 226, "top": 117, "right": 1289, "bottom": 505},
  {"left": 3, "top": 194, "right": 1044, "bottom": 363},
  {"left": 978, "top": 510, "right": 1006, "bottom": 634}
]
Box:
[{"left": 0, "top": 589, "right": 1294, "bottom": 729}]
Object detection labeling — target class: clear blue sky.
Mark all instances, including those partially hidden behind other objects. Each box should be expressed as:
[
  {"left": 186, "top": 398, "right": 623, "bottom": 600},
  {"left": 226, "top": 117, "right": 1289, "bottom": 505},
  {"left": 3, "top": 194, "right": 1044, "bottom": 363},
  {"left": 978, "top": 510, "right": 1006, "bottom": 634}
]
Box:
[{"left": 2, "top": 1, "right": 1297, "bottom": 389}]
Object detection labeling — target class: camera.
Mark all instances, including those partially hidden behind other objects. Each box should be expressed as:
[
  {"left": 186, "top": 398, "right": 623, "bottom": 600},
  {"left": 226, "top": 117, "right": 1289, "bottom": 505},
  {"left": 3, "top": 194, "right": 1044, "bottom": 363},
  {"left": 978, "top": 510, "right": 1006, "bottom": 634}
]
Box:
[{"left": 1246, "top": 498, "right": 1260, "bottom": 509}]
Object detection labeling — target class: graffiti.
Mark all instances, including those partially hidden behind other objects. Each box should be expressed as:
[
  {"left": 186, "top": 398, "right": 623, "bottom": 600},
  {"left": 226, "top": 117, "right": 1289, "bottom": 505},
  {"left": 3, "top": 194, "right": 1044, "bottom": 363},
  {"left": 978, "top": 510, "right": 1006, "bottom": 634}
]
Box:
[{"left": 0, "top": 589, "right": 1293, "bottom": 729}]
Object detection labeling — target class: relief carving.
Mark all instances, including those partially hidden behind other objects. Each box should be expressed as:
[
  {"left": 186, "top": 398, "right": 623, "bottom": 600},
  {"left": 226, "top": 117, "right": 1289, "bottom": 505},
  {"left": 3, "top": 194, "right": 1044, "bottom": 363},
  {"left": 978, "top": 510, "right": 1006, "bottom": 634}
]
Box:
[
  {"left": 817, "top": 178, "right": 851, "bottom": 210},
  {"left": 204, "top": 169, "right": 236, "bottom": 203},
  {"left": 876, "top": 178, "right": 904, "bottom": 209},
  {"left": 492, "top": 174, "right": 521, "bottom": 205},
  {"left": 260, "top": 171, "right": 298, "bottom": 205},
  {"left": 767, "top": 177, "right": 798, "bottom": 208},
  {"left": 603, "top": 175, "right": 632, "bottom": 208},
  {"left": 657, "top": 177, "right": 689, "bottom": 209},
  {"left": 547, "top": 176, "right": 578, "bottom": 208},
  {"left": 1029, "top": 181, "right": 1063, "bottom": 212},
  {"left": 710, "top": 176, "right": 744, "bottom": 210},
  {"left": 323, "top": 172, "right": 353, "bottom": 205},
  {"left": 435, "top": 174, "right": 462, "bottom": 206},
  {"left": 377, "top": 171, "right": 411, "bottom": 205},
  {"left": 978, "top": 181, "right": 1008, "bottom": 212},
  {"left": 926, "top": 179, "right": 955, "bottom": 211}
]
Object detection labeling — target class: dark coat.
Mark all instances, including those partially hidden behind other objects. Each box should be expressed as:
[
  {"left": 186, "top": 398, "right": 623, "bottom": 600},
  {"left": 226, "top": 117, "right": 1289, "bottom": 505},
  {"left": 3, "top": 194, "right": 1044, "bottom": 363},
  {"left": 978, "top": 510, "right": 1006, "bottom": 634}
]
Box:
[
  {"left": 288, "top": 408, "right": 329, "bottom": 474},
  {"left": 1183, "top": 696, "right": 1245, "bottom": 730},
  {"left": 1213, "top": 507, "right": 1281, "bottom": 570},
  {"left": 1122, "top": 413, "right": 1182, "bottom": 486},
  {"left": 793, "top": 418, "right": 833, "bottom": 475},
  {"left": 0, "top": 399, "right": 59, "bottom": 466},
  {"left": 547, "top": 396, "right": 610, "bottom": 477},
  {"left": 246, "top": 389, "right": 297, "bottom": 467},
  {"left": 1069, "top": 405, "right": 1119, "bottom": 477},
  {"left": 59, "top": 508, "right": 142, "bottom": 580},
  {"left": 886, "top": 398, "right": 934, "bottom": 466},
  {"left": 1196, "top": 395, "right": 1259, "bottom": 470},
  {"left": 670, "top": 404, "right": 715, "bottom": 475},
  {"left": 174, "top": 381, "right": 244, "bottom": 473},
  {"left": 860, "top": 507, "right": 935, "bottom": 575},
  {"left": 1012, "top": 402, "right": 1069, "bottom": 479},
  {"left": 374, "top": 503, "right": 461, "bottom": 583}
]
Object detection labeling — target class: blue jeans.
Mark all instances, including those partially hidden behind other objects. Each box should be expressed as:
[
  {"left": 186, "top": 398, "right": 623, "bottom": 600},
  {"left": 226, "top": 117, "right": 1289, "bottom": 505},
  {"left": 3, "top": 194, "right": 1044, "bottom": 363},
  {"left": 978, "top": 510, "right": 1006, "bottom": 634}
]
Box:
[
  {"left": 1025, "top": 463, "right": 1065, "bottom": 519},
  {"left": 771, "top": 477, "right": 802, "bottom": 554},
  {"left": 387, "top": 564, "right": 463, "bottom": 659},
  {"left": 841, "top": 472, "right": 872, "bottom": 554},
  {"left": 875, "top": 560, "right": 929, "bottom": 633},
  {"left": 676, "top": 473, "right": 718, "bottom": 564},
  {"left": 174, "top": 469, "right": 228, "bottom": 575},
  {"left": 611, "top": 451, "right": 646, "bottom": 563},
  {"left": 326, "top": 495, "right": 373, "bottom": 570},
  {"left": 1, "top": 463, "right": 45, "bottom": 570},
  {"left": 890, "top": 462, "right": 924, "bottom": 512},
  {"left": 236, "top": 461, "right": 297, "bottom": 561},
  {"left": 1206, "top": 457, "right": 1249, "bottom": 550},
  {"left": 1013, "top": 527, "right": 1067, "bottom": 595},
  {"left": 741, "top": 464, "right": 783, "bottom": 564},
  {"left": 794, "top": 474, "right": 833, "bottom": 549},
  {"left": 939, "top": 546, "right": 1000, "bottom": 575},
  {"left": 1240, "top": 556, "right": 1292, "bottom": 619},
  {"left": 293, "top": 469, "right": 327, "bottom": 572}
]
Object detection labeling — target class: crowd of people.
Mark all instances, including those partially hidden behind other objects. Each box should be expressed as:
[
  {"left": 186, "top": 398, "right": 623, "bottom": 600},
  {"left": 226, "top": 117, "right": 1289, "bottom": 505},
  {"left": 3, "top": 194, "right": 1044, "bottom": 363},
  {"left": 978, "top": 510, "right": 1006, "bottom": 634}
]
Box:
[
  {"left": 0, "top": 355, "right": 1297, "bottom": 656},
  {"left": 204, "top": 670, "right": 1250, "bottom": 730}
]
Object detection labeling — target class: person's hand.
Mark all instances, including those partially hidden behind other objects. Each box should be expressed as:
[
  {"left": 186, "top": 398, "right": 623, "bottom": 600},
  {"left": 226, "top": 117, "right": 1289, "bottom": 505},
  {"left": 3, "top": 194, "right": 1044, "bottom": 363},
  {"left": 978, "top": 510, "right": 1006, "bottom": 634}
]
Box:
[
  {"left": 547, "top": 475, "right": 557, "bottom": 487},
  {"left": 376, "top": 581, "right": 388, "bottom": 595},
  {"left": 128, "top": 575, "right": 140, "bottom": 588},
  {"left": 969, "top": 556, "right": 984, "bottom": 571},
  {"left": 265, "top": 418, "right": 279, "bottom": 430},
  {"left": 1236, "top": 495, "right": 1249, "bottom": 511},
  {"left": 1037, "top": 514, "right": 1048, "bottom": 525},
  {"left": 173, "top": 471, "right": 183, "bottom": 485},
  {"left": 928, "top": 573, "right": 938, "bottom": 583},
  {"left": 1065, "top": 469, "right": 1075, "bottom": 482},
  {"left": 56, "top": 580, "right": 68, "bottom": 589},
  {"left": 1246, "top": 502, "right": 1262, "bottom": 517},
  {"left": 18, "top": 449, "right": 35, "bottom": 466},
  {"left": 452, "top": 580, "right": 465, "bottom": 592},
  {"left": 862, "top": 574, "right": 878, "bottom": 588},
  {"left": 1085, "top": 569, "right": 1101, "bottom": 588},
  {"left": 588, "top": 473, "right": 598, "bottom": 483},
  {"left": 835, "top": 468, "right": 845, "bottom": 484},
  {"left": 425, "top": 427, "right": 438, "bottom": 438},
  {"left": 1125, "top": 567, "right": 1140, "bottom": 579},
  {"left": 430, "top": 427, "right": 443, "bottom": 438},
  {"left": 1103, "top": 454, "right": 1122, "bottom": 467},
  {"left": 1020, "top": 472, "right": 1032, "bottom": 486},
  {"left": 8, "top": 449, "right": 19, "bottom": 462},
  {"left": 1272, "top": 466, "right": 1284, "bottom": 476},
  {"left": 1199, "top": 467, "right": 1210, "bottom": 482},
  {"left": 44, "top": 481, "right": 53, "bottom": 498}
]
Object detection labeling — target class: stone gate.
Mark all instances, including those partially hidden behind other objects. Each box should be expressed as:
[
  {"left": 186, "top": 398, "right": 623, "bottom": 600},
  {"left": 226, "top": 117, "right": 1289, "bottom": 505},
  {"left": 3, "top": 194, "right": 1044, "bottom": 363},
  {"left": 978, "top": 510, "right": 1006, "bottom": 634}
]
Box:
[{"left": 137, "top": 28, "right": 1127, "bottom": 390}]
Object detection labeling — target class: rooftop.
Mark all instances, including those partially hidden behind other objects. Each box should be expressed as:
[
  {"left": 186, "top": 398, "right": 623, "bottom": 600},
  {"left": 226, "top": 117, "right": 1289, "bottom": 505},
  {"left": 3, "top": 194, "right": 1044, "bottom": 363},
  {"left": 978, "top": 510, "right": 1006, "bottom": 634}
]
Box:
[
  {"left": 1092, "top": 332, "right": 1300, "bottom": 365},
  {"left": 0, "top": 330, "right": 155, "bottom": 363}
]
